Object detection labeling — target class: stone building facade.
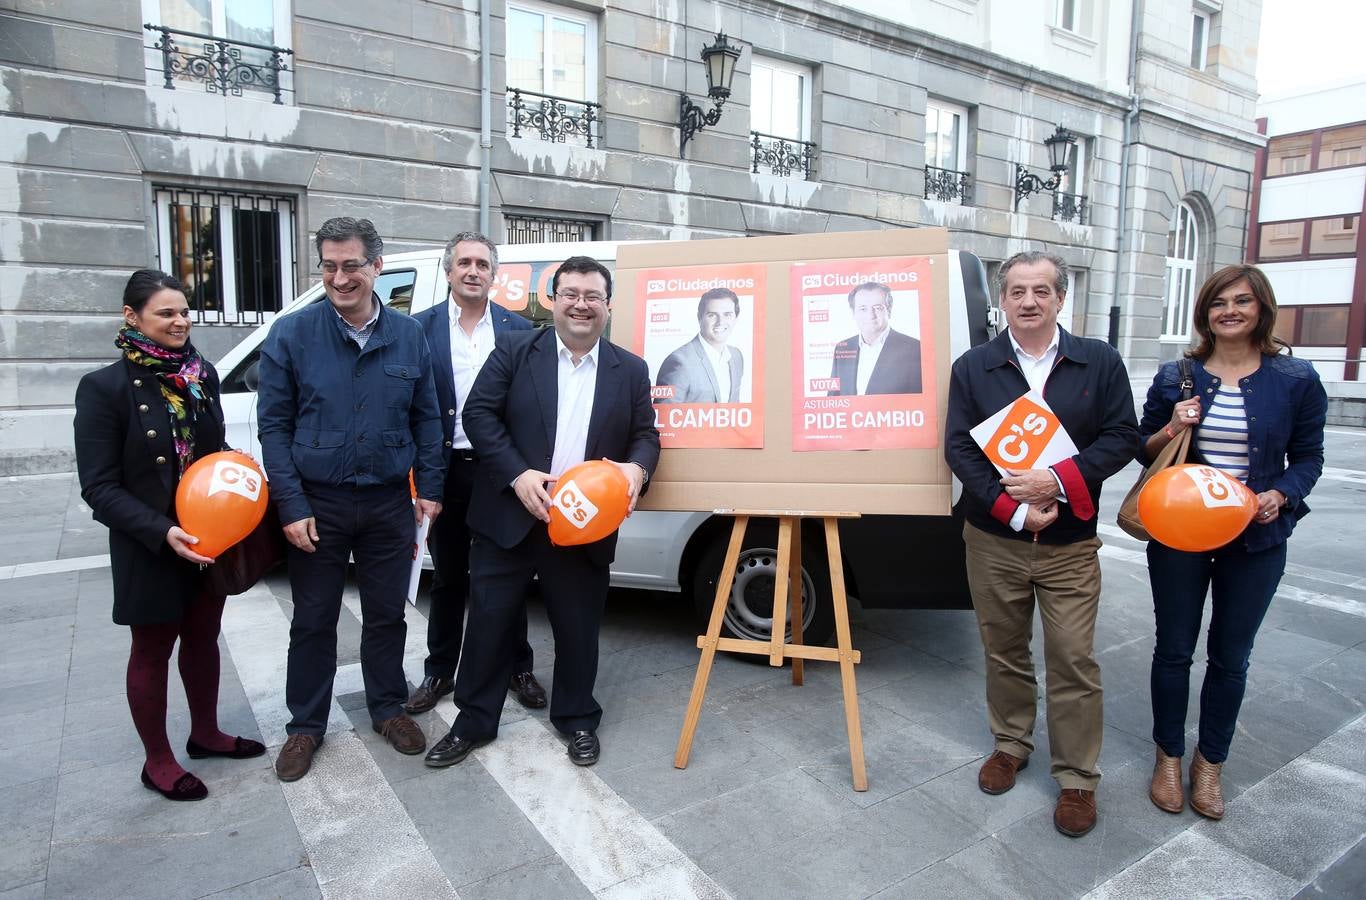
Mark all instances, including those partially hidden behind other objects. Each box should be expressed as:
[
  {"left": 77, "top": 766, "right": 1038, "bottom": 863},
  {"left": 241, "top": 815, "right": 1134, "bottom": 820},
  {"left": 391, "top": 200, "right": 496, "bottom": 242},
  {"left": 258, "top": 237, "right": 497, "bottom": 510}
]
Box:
[{"left": 0, "top": 0, "right": 1264, "bottom": 472}]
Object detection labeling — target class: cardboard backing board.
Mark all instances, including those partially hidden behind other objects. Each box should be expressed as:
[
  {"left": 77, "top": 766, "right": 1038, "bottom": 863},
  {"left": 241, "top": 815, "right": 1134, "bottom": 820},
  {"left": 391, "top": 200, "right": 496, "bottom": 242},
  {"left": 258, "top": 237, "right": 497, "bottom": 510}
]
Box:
[{"left": 613, "top": 228, "right": 952, "bottom": 516}]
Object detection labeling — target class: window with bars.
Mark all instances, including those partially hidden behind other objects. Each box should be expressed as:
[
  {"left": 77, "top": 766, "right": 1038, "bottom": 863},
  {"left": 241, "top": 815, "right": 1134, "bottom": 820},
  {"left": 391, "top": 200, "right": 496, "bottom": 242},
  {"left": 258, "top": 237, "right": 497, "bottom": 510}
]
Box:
[
  {"left": 153, "top": 186, "right": 297, "bottom": 325},
  {"left": 504, "top": 214, "right": 597, "bottom": 245}
]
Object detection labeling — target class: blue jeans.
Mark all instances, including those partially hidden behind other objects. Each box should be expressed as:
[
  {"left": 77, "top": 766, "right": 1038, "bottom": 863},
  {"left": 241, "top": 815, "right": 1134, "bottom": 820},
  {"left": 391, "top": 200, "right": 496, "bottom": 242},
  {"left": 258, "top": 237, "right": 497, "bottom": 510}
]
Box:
[{"left": 1147, "top": 539, "right": 1287, "bottom": 763}]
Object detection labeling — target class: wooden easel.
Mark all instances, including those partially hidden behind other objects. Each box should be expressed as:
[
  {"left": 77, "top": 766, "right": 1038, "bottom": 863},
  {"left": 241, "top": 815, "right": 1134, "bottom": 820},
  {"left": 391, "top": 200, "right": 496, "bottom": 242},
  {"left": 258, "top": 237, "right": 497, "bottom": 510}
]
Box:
[{"left": 674, "top": 509, "right": 868, "bottom": 791}]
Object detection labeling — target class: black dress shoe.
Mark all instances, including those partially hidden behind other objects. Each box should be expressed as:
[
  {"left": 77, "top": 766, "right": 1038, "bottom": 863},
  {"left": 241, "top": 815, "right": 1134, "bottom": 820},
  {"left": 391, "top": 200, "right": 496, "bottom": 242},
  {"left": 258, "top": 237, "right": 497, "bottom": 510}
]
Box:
[
  {"left": 186, "top": 736, "right": 267, "bottom": 760},
  {"left": 509, "top": 672, "right": 547, "bottom": 709},
  {"left": 568, "top": 730, "right": 600, "bottom": 766},
  {"left": 141, "top": 766, "right": 208, "bottom": 801},
  {"left": 424, "top": 731, "right": 490, "bottom": 768},
  {"left": 404, "top": 675, "right": 454, "bottom": 714}
]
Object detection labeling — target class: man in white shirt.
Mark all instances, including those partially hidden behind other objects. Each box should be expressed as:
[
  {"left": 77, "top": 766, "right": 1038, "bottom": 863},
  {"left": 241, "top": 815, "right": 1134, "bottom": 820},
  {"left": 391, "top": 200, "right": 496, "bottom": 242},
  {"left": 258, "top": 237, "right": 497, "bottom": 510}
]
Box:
[
  {"left": 655, "top": 288, "right": 746, "bottom": 403},
  {"left": 827, "top": 282, "right": 923, "bottom": 396},
  {"left": 424, "top": 256, "right": 660, "bottom": 769},
  {"left": 405, "top": 232, "right": 546, "bottom": 715}
]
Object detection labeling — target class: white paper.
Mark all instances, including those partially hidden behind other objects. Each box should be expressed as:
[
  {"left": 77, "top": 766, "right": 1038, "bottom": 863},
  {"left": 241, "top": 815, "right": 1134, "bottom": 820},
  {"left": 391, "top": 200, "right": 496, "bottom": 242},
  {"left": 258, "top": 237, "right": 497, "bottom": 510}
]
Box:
[{"left": 406, "top": 514, "right": 431, "bottom": 606}]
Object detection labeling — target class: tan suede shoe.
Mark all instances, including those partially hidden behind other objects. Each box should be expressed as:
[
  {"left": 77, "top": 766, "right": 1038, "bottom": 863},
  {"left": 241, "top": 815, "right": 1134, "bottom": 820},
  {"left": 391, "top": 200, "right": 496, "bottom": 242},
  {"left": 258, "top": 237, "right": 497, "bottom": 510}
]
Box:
[
  {"left": 977, "top": 750, "right": 1029, "bottom": 795},
  {"left": 1149, "top": 746, "right": 1185, "bottom": 813},
  {"left": 1189, "top": 749, "right": 1225, "bottom": 819}
]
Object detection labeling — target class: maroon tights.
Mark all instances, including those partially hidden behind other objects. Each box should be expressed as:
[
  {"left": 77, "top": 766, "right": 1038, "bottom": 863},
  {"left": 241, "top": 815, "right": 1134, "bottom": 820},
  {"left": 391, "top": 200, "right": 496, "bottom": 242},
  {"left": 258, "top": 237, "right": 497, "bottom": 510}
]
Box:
[{"left": 126, "top": 591, "right": 234, "bottom": 790}]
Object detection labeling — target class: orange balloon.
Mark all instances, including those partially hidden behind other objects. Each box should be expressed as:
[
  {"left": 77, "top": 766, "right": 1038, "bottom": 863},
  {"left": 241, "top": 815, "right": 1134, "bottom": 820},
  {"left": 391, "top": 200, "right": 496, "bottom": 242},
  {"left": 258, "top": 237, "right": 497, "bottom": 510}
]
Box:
[
  {"left": 547, "top": 460, "right": 631, "bottom": 547},
  {"left": 1137, "top": 463, "right": 1257, "bottom": 552},
  {"left": 174, "top": 451, "right": 270, "bottom": 558}
]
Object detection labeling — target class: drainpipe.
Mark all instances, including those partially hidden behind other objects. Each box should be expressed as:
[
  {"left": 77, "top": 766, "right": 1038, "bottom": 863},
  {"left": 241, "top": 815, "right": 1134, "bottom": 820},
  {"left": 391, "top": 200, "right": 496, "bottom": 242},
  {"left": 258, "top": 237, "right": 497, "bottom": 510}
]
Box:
[
  {"left": 479, "top": 0, "right": 492, "bottom": 234},
  {"left": 1111, "top": 0, "right": 1143, "bottom": 351}
]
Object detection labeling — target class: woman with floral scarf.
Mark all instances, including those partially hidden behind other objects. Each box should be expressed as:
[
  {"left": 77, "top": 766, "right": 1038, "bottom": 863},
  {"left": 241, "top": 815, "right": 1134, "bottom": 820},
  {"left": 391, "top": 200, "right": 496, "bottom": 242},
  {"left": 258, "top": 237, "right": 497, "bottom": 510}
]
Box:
[{"left": 74, "top": 270, "right": 265, "bottom": 801}]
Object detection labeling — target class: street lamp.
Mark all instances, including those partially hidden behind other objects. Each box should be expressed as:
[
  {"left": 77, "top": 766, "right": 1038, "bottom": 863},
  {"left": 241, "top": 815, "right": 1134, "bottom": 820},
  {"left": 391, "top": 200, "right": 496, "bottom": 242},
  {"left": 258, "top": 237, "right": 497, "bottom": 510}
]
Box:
[
  {"left": 1014, "top": 124, "right": 1078, "bottom": 209},
  {"left": 679, "top": 32, "right": 742, "bottom": 159}
]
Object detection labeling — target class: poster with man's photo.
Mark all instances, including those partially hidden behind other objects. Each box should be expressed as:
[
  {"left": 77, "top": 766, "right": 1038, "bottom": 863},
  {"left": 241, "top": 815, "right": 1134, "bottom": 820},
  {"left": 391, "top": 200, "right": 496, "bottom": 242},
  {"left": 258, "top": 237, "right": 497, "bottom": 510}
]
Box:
[
  {"left": 632, "top": 264, "right": 766, "bottom": 448},
  {"left": 790, "top": 256, "right": 938, "bottom": 451}
]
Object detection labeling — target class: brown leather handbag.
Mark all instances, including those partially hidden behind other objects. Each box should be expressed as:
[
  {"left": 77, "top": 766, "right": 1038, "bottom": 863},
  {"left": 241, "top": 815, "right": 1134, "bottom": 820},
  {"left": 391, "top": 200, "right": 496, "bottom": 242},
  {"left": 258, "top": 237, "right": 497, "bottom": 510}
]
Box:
[{"left": 1117, "top": 358, "right": 1194, "bottom": 541}]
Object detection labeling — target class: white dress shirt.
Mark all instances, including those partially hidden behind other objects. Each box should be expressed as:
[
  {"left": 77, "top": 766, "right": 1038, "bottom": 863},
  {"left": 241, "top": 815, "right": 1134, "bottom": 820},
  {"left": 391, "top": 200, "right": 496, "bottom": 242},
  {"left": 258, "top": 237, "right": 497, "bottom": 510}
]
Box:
[
  {"left": 703, "top": 340, "right": 732, "bottom": 403},
  {"left": 549, "top": 335, "right": 599, "bottom": 478},
  {"left": 1006, "top": 325, "right": 1067, "bottom": 531},
  {"left": 855, "top": 329, "right": 889, "bottom": 395},
  {"left": 449, "top": 299, "right": 495, "bottom": 450}
]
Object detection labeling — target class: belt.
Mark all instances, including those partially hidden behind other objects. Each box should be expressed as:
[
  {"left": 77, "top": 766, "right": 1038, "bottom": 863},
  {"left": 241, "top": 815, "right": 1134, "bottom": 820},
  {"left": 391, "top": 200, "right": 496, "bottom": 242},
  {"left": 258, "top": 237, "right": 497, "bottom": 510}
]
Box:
[{"left": 451, "top": 448, "right": 478, "bottom": 462}]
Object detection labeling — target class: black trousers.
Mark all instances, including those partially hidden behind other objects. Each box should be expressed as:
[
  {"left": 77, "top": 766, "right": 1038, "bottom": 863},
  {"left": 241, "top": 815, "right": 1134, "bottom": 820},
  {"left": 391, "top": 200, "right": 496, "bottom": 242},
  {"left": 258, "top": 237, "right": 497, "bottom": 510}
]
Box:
[
  {"left": 285, "top": 482, "right": 412, "bottom": 736},
  {"left": 452, "top": 527, "right": 609, "bottom": 740},
  {"left": 424, "top": 451, "right": 532, "bottom": 679}
]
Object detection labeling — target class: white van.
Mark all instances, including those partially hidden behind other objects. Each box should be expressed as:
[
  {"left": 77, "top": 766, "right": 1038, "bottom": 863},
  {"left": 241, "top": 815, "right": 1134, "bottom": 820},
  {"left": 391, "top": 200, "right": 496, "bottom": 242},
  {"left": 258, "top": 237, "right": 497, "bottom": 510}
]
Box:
[{"left": 214, "top": 240, "right": 996, "bottom": 645}]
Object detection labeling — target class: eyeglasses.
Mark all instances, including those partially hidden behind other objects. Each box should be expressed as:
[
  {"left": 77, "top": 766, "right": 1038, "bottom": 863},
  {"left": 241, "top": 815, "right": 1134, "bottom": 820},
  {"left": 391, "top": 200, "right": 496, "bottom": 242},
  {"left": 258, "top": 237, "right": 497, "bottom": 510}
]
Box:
[
  {"left": 317, "top": 260, "right": 373, "bottom": 276},
  {"left": 555, "top": 290, "right": 608, "bottom": 305}
]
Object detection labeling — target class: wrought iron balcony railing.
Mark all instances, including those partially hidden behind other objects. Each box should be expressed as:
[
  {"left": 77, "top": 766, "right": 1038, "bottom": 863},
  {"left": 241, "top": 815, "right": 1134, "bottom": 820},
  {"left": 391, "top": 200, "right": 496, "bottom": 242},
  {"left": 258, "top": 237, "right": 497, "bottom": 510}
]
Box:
[
  {"left": 924, "top": 166, "right": 972, "bottom": 204},
  {"left": 143, "top": 24, "right": 293, "bottom": 104},
  {"left": 507, "top": 88, "right": 601, "bottom": 147},
  {"left": 1052, "top": 192, "right": 1088, "bottom": 225},
  {"left": 750, "top": 131, "right": 817, "bottom": 180}
]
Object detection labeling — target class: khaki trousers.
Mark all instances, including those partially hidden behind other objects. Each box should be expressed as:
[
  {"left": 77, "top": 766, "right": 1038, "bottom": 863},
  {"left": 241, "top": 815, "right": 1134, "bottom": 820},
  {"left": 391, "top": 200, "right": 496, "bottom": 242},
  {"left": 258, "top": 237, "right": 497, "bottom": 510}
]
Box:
[{"left": 963, "top": 522, "right": 1104, "bottom": 790}]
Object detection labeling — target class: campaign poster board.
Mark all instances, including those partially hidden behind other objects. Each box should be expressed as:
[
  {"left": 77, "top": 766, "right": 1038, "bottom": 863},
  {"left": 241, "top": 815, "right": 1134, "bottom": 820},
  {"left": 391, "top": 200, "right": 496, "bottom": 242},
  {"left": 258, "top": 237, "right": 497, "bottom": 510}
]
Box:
[
  {"left": 613, "top": 228, "right": 953, "bottom": 516},
  {"left": 635, "top": 264, "right": 766, "bottom": 448},
  {"left": 790, "top": 256, "right": 937, "bottom": 451}
]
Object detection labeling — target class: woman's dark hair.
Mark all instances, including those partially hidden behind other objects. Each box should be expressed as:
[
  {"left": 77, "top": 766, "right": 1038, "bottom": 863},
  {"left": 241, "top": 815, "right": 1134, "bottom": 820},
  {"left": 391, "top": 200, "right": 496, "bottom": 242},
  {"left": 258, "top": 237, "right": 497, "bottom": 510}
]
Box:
[
  {"left": 123, "top": 269, "right": 185, "bottom": 313},
  {"left": 1187, "top": 264, "right": 1289, "bottom": 360}
]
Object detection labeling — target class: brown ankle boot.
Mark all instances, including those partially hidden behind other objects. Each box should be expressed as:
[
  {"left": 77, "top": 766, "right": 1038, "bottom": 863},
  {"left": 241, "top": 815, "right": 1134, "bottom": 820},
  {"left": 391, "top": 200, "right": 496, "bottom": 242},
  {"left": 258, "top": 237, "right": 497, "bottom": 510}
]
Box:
[
  {"left": 1149, "top": 747, "right": 1184, "bottom": 813},
  {"left": 1189, "top": 749, "right": 1225, "bottom": 819}
]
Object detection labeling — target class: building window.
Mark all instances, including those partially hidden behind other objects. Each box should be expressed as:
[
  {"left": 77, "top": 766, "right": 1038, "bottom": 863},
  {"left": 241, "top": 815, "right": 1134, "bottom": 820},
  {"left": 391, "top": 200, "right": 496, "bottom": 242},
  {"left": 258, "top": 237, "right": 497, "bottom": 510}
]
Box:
[
  {"left": 1162, "top": 201, "right": 1200, "bottom": 340},
  {"left": 925, "top": 101, "right": 972, "bottom": 204},
  {"left": 1266, "top": 134, "right": 1312, "bottom": 176},
  {"left": 1055, "top": 0, "right": 1090, "bottom": 34},
  {"left": 506, "top": 1, "right": 596, "bottom": 101},
  {"left": 750, "top": 56, "right": 817, "bottom": 179},
  {"left": 1309, "top": 215, "right": 1359, "bottom": 256},
  {"left": 1051, "top": 134, "right": 1090, "bottom": 224},
  {"left": 1321, "top": 124, "right": 1366, "bottom": 169},
  {"left": 504, "top": 214, "right": 596, "bottom": 244},
  {"left": 1257, "top": 220, "right": 1304, "bottom": 260},
  {"left": 1277, "top": 305, "right": 1351, "bottom": 348},
  {"left": 141, "top": 0, "right": 293, "bottom": 102},
  {"left": 153, "top": 186, "right": 296, "bottom": 325},
  {"left": 1190, "top": 11, "right": 1210, "bottom": 70}
]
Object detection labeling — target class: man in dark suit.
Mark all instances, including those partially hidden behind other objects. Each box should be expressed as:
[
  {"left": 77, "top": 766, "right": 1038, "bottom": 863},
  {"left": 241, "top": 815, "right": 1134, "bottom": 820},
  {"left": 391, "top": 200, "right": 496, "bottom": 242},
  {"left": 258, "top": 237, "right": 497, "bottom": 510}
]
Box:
[
  {"left": 424, "top": 255, "right": 660, "bottom": 769},
  {"left": 655, "top": 287, "right": 745, "bottom": 403},
  {"left": 403, "top": 231, "right": 547, "bottom": 716},
  {"left": 828, "top": 281, "right": 923, "bottom": 396}
]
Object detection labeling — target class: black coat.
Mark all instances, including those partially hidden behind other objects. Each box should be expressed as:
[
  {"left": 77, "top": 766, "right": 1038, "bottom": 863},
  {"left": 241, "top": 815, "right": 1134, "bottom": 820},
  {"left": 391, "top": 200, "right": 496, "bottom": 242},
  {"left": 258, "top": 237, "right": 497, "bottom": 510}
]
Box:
[
  {"left": 74, "top": 356, "right": 226, "bottom": 625},
  {"left": 462, "top": 329, "right": 661, "bottom": 567}
]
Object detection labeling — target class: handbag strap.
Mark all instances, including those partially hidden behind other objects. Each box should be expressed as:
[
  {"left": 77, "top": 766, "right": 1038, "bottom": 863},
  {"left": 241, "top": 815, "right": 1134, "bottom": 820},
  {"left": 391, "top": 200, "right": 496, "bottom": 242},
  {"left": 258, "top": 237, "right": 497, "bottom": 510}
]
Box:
[{"left": 1178, "top": 357, "right": 1194, "bottom": 400}]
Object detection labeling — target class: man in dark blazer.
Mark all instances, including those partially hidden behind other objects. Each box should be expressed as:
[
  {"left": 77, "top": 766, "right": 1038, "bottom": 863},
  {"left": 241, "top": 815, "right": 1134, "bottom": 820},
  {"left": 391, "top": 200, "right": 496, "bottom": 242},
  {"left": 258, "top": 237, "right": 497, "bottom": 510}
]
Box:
[
  {"left": 424, "top": 255, "right": 660, "bottom": 769},
  {"left": 404, "top": 231, "right": 546, "bottom": 716},
  {"left": 828, "top": 281, "right": 923, "bottom": 396},
  {"left": 655, "top": 287, "right": 745, "bottom": 403}
]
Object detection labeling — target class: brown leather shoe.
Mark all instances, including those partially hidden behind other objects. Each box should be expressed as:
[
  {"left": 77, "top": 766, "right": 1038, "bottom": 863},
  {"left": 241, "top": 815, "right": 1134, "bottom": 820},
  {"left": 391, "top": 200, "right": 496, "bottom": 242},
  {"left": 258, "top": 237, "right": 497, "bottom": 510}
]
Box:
[
  {"left": 978, "top": 751, "right": 1028, "bottom": 795},
  {"left": 275, "top": 733, "right": 321, "bottom": 782},
  {"left": 1189, "top": 750, "right": 1225, "bottom": 820},
  {"left": 404, "top": 676, "right": 453, "bottom": 714},
  {"left": 1054, "top": 788, "right": 1097, "bottom": 837},
  {"left": 374, "top": 714, "right": 427, "bottom": 755},
  {"left": 1149, "top": 746, "right": 1184, "bottom": 813}
]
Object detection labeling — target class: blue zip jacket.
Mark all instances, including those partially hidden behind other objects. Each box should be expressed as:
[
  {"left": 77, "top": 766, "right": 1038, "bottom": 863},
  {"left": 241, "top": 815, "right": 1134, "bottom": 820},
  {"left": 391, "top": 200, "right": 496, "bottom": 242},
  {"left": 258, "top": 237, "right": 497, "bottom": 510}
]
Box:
[
  {"left": 258, "top": 296, "right": 444, "bottom": 525},
  {"left": 1137, "top": 353, "right": 1326, "bottom": 552}
]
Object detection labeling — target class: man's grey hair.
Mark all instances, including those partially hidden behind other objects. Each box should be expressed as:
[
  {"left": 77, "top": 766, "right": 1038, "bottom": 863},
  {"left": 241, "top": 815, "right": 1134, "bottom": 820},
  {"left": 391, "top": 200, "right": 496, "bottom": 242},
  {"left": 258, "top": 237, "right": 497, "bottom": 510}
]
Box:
[
  {"left": 315, "top": 217, "right": 383, "bottom": 262},
  {"left": 442, "top": 231, "right": 499, "bottom": 274},
  {"left": 998, "top": 251, "right": 1069, "bottom": 297}
]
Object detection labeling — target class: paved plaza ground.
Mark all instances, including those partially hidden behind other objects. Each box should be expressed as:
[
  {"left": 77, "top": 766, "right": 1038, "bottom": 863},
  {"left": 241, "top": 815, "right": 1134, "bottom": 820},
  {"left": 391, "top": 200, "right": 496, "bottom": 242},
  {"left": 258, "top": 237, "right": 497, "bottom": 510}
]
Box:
[{"left": 2, "top": 426, "right": 1364, "bottom": 899}]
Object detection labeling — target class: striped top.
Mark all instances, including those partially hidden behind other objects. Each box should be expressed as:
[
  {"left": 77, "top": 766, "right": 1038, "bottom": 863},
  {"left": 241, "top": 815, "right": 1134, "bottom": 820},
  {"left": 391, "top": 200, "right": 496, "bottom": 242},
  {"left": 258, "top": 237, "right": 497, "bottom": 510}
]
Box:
[{"left": 1196, "top": 385, "right": 1250, "bottom": 481}]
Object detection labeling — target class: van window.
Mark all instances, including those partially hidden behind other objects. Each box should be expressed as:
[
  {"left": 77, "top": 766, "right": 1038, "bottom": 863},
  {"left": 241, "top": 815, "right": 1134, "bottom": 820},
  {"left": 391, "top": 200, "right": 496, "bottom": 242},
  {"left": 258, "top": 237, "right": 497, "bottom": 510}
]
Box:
[{"left": 220, "top": 269, "right": 419, "bottom": 394}]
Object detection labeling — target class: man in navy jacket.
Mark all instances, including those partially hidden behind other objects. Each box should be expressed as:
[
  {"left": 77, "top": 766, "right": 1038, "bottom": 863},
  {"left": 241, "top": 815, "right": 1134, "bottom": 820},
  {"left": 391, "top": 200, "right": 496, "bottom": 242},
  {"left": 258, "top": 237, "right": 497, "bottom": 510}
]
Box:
[
  {"left": 403, "top": 232, "right": 546, "bottom": 716},
  {"left": 258, "top": 217, "right": 444, "bottom": 781},
  {"left": 424, "top": 256, "right": 660, "bottom": 769},
  {"left": 945, "top": 251, "right": 1137, "bottom": 838}
]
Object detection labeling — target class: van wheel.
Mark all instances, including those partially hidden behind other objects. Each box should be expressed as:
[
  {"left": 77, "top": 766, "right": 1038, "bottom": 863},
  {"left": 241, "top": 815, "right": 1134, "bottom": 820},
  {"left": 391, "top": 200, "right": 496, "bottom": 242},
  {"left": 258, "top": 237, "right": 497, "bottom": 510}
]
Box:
[{"left": 692, "top": 527, "right": 836, "bottom": 648}]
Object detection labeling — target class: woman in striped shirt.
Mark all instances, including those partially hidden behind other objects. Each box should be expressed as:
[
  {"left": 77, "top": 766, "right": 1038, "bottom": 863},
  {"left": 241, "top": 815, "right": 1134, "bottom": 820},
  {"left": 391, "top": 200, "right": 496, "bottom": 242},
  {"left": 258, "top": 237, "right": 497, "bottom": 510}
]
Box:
[{"left": 1136, "top": 265, "right": 1326, "bottom": 821}]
